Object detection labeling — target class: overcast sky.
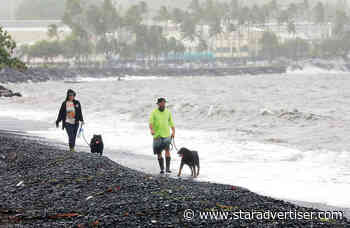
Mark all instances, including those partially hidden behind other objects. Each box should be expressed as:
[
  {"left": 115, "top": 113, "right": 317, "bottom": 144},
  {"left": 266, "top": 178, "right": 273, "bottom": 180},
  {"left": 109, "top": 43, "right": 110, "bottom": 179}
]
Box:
[
  {"left": 0, "top": 0, "right": 345, "bottom": 20},
  {"left": 1, "top": 0, "right": 342, "bottom": 9}
]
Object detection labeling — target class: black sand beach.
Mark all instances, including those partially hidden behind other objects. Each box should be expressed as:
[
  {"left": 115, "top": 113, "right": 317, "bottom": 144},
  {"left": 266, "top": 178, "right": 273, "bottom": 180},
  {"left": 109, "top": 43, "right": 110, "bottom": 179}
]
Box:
[{"left": 0, "top": 131, "right": 349, "bottom": 227}]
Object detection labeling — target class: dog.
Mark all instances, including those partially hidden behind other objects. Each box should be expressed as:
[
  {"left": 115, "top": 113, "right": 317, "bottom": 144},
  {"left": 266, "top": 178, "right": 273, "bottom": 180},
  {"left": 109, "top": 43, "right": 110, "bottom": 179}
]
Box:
[
  {"left": 90, "top": 135, "right": 104, "bottom": 156},
  {"left": 177, "top": 147, "right": 200, "bottom": 178}
]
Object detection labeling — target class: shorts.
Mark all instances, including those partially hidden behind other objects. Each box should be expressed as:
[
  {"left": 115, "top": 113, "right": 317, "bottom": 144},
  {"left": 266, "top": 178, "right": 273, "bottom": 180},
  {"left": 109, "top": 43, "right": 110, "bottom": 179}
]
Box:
[{"left": 153, "top": 137, "right": 171, "bottom": 155}]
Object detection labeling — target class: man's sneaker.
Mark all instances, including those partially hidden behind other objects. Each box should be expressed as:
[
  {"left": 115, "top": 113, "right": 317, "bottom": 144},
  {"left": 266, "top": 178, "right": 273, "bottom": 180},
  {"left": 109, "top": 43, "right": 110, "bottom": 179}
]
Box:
[
  {"left": 160, "top": 170, "right": 165, "bottom": 174},
  {"left": 166, "top": 170, "right": 172, "bottom": 173}
]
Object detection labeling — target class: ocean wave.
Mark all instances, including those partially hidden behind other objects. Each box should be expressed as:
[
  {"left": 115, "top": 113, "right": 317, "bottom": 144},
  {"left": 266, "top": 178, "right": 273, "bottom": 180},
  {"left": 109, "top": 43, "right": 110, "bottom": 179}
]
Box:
[
  {"left": 287, "top": 60, "right": 350, "bottom": 75},
  {"left": 72, "top": 76, "right": 169, "bottom": 83},
  {"left": 260, "top": 108, "right": 332, "bottom": 121}
]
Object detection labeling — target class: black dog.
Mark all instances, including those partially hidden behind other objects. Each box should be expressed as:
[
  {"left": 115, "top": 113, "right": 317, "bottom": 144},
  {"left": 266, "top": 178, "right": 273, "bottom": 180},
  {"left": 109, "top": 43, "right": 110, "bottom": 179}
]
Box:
[
  {"left": 177, "top": 147, "right": 200, "bottom": 178},
  {"left": 90, "top": 135, "right": 104, "bottom": 156}
]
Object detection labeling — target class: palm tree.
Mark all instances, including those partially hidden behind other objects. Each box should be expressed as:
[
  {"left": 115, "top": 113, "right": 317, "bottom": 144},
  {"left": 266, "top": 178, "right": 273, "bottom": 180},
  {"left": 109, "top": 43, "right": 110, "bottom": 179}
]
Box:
[
  {"left": 313, "top": 2, "right": 325, "bottom": 24},
  {"left": 167, "top": 37, "right": 177, "bottom": 60},
  {"left": 148, "top": 26, "right": 164, "bottom": 65},
  {"left": 287, "top": 21, "right": 296, "bottom": 36},
  {"left": 188, "top": 0, "right": 202, "bottom": 16},
  {"left": 124, "top": 5, "right": 143, "bottom": 31},
  {"left": 303, "top": 0, "right": 310, "bottom": 19},
  {"left": 171, "top": 8, "right": 185, "bottom": 24},
  {"left": 175, "top": 40, "right": 186, "bottom": 63},
  {"left": 333, "top": 10, "right": 348, "bottom": 37},
  {"left": 180, "top": 13, "right": 198, "bottom": 42},
  {"left": 287, "top": 21, "right": 298, "bottom": 63},
  {"left": 154, "top": 6, "right": 171, "bottom": 33},
  {"left": 260, "top": 31, "right": 280, "bottom": 63},
  {"left": 229, "top": 0, "right": 240, "bottom": 20},
  {"left": 134, "top": 24, "right": 148, "bottom": 63},
  {"left": 209, "top": 17, "right": 222, "bottom": 38},
  {"left": 139, "top": 1, "right": 148, "bottom": 15},
  {"left": 101, "top": 0, "right": 118, "bottom": 32},
  {"left": 287, "top": 3, "right": 298, "bottom": 22},
  {"left": 138, "top": 1, "right": 148, "bottom": 25}
]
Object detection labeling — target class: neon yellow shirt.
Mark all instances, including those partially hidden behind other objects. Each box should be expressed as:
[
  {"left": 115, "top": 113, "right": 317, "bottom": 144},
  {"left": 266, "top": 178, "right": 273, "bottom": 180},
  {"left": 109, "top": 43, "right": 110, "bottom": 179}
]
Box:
[{"left": 149, "top": 108, "right": 175, "bottom": 138}]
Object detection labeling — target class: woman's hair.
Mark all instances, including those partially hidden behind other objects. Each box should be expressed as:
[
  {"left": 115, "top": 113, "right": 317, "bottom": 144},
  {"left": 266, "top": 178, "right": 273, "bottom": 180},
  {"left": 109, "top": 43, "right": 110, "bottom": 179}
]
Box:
[{"left": 66, "top": 89, "right": 76, "bottom": 100}]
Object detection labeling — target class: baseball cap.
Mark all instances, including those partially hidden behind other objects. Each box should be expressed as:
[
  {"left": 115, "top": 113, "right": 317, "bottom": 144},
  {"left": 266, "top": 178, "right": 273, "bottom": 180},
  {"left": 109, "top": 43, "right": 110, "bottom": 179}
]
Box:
[{"left": 156, "top": 97, "right": 166, "bottom": 104}]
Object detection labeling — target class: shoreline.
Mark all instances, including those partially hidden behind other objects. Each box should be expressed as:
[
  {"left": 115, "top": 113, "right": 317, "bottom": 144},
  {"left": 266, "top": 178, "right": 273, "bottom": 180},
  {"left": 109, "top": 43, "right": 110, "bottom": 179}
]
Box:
[
  {"left": 0, "top": 131, "right": 349, "bottom": 227},
  {"left": 2, "top": 117, "right": 350, "bottom": 218},
  {"left": 0, "top": 66, "right": 287, "bottom": 84},
  {"left": 2, "top": 57, "right": 350, "bottom": 84}
]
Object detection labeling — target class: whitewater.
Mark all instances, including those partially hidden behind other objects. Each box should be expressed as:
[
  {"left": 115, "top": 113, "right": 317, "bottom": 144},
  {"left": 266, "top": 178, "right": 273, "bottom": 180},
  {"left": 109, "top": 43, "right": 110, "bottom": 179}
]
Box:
[{"left": 1, "top": 70, "right": 350, "bottom": 209}]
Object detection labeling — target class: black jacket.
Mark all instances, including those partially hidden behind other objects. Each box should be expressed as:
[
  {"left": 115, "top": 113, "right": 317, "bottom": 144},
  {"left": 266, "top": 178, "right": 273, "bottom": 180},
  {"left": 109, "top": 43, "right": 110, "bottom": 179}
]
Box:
[
  {"left": 56, "top": 90, "right": 84, "bottom": 129},
  {"left": 56, "top": 100, "right": 84, "bottom": 129}
]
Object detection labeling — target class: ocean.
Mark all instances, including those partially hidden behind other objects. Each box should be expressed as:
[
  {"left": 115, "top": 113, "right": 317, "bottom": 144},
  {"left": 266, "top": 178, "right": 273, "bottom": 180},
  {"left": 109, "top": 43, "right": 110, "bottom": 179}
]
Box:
[{"left": 1, "top": 70, "right": 350, "bottom": 209}]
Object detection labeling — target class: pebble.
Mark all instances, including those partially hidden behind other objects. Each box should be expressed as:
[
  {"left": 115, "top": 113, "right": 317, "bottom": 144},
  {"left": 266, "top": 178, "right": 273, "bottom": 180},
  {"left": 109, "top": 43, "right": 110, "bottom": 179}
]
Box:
[{"left": 0, "top": 132, "right": 349, "bottom": 227}]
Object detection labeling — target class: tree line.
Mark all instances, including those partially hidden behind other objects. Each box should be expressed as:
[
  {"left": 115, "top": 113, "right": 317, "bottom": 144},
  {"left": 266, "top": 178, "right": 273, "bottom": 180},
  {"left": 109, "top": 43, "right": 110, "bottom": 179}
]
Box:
[
  {"left": 18, "top": 0, "right": 350, "bottom": 65},
  {"left": 19, "top": 0, "right": 188, "bottom": 65}
]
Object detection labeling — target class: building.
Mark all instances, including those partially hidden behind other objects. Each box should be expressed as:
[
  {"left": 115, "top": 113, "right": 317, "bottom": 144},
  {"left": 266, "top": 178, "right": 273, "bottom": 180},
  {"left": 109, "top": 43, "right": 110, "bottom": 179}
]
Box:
[
  {"left": 0, "top": 20, "right": 70, "bottom": 45},
  {"left": 261, "top": 22, "right": 333, "bottom": 42},
  {"left": 212, "top": 21, "right": 334, "bottom": 59},
  {"left": 212, "top": 27, "right": 264, "bottom": 58}
]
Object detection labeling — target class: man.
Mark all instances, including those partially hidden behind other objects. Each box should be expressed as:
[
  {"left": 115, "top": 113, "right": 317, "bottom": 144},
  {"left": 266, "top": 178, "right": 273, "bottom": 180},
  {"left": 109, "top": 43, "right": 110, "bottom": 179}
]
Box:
[
  {"left": 56, "top": 89, "right": 84, "bottom": 152},
  {"left": 149, "top": 98, "right": 175, "bottom": 174}
]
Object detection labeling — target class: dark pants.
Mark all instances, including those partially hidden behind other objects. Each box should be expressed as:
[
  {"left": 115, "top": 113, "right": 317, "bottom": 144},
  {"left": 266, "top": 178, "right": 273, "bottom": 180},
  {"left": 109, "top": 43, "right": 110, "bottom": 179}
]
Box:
[{"left": 65, "top": 123, "right": 79, "bottom": 149}]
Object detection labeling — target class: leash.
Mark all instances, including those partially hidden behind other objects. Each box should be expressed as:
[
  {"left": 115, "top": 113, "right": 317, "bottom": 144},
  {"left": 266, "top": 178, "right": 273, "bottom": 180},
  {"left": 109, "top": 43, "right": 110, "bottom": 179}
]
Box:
[
  {"left": 170, "top": 136, "right": 178, "bottom": 152},
  {"left": 78, "top": 125, "right": 90, "bottom": 147}
]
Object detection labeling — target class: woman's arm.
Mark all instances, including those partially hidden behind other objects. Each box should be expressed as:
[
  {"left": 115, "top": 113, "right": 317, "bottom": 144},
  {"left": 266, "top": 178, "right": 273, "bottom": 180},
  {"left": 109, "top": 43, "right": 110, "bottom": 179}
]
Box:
[
  {"left": 56, "top": 102, "right": 65, "bottom": 126},
  {"left": 77, "top": 101, "right": 84, "bottom": 122}
]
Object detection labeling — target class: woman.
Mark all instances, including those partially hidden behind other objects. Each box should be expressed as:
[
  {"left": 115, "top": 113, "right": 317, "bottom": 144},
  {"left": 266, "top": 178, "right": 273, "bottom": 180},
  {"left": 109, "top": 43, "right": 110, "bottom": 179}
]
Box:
[{"left": 56, "top": 89, "right": 84, "bottom": 152}]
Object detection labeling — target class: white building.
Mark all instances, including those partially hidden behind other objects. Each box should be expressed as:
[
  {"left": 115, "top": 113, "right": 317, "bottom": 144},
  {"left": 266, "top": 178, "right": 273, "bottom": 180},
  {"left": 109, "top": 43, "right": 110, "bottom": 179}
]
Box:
[
  {"left": 260, "top": 22, "right": 333, "bottom": 42},
  {"left": 0, "top": 20, "right": 70, "bottom": 45}
]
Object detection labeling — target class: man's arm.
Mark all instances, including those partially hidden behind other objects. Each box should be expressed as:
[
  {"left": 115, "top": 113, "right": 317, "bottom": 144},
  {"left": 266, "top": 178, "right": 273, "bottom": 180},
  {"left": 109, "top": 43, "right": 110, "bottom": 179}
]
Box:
[
  {"left": 171, "top": 126, "right": 175, "bottom": 138},
  {"left": 169, "top": 112, "right": 175, "bottom": 138},
  {"left": 149, "top": 111, "right": 155, "bottom": 136},
  {"left": 149, "top": 123, "right": 155, "bottom": 136}
]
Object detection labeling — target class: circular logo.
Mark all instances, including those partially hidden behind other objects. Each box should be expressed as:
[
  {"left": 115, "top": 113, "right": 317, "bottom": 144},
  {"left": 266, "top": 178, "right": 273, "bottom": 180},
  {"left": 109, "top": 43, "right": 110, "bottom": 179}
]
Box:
[{"left": 183, "top": 209, "right": 195, "bottom": 221}]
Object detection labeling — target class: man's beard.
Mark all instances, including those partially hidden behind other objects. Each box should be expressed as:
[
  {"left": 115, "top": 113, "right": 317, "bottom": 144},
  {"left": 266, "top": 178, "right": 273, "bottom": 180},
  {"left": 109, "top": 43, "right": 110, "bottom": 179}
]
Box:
[{"left": 159, "top": 106, "right": 165, "bottom": 112}]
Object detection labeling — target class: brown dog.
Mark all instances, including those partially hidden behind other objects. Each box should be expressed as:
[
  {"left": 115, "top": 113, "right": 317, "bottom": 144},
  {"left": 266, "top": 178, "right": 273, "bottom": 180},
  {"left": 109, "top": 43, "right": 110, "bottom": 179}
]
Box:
[{"left": 177, "top": 147, "right": 200, "bottom": 178}]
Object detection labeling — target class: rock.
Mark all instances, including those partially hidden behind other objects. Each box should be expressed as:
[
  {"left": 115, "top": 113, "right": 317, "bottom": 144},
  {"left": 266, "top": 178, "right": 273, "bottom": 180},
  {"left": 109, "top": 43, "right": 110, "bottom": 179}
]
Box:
[
  {"left": 0, "top": 85, "right": 22, "bottom": 97},
  {"left": 16, "top": 181, "right": 24, "bottom": 187},
  {"left": 0, "top": 132, "right": 349, "bottom": 227},
  {"left": 0, "top": 66, "right": 288, "bottom": 85},
  {"left": 12, "top": 92, "right": 22, "bottom": 97}
]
